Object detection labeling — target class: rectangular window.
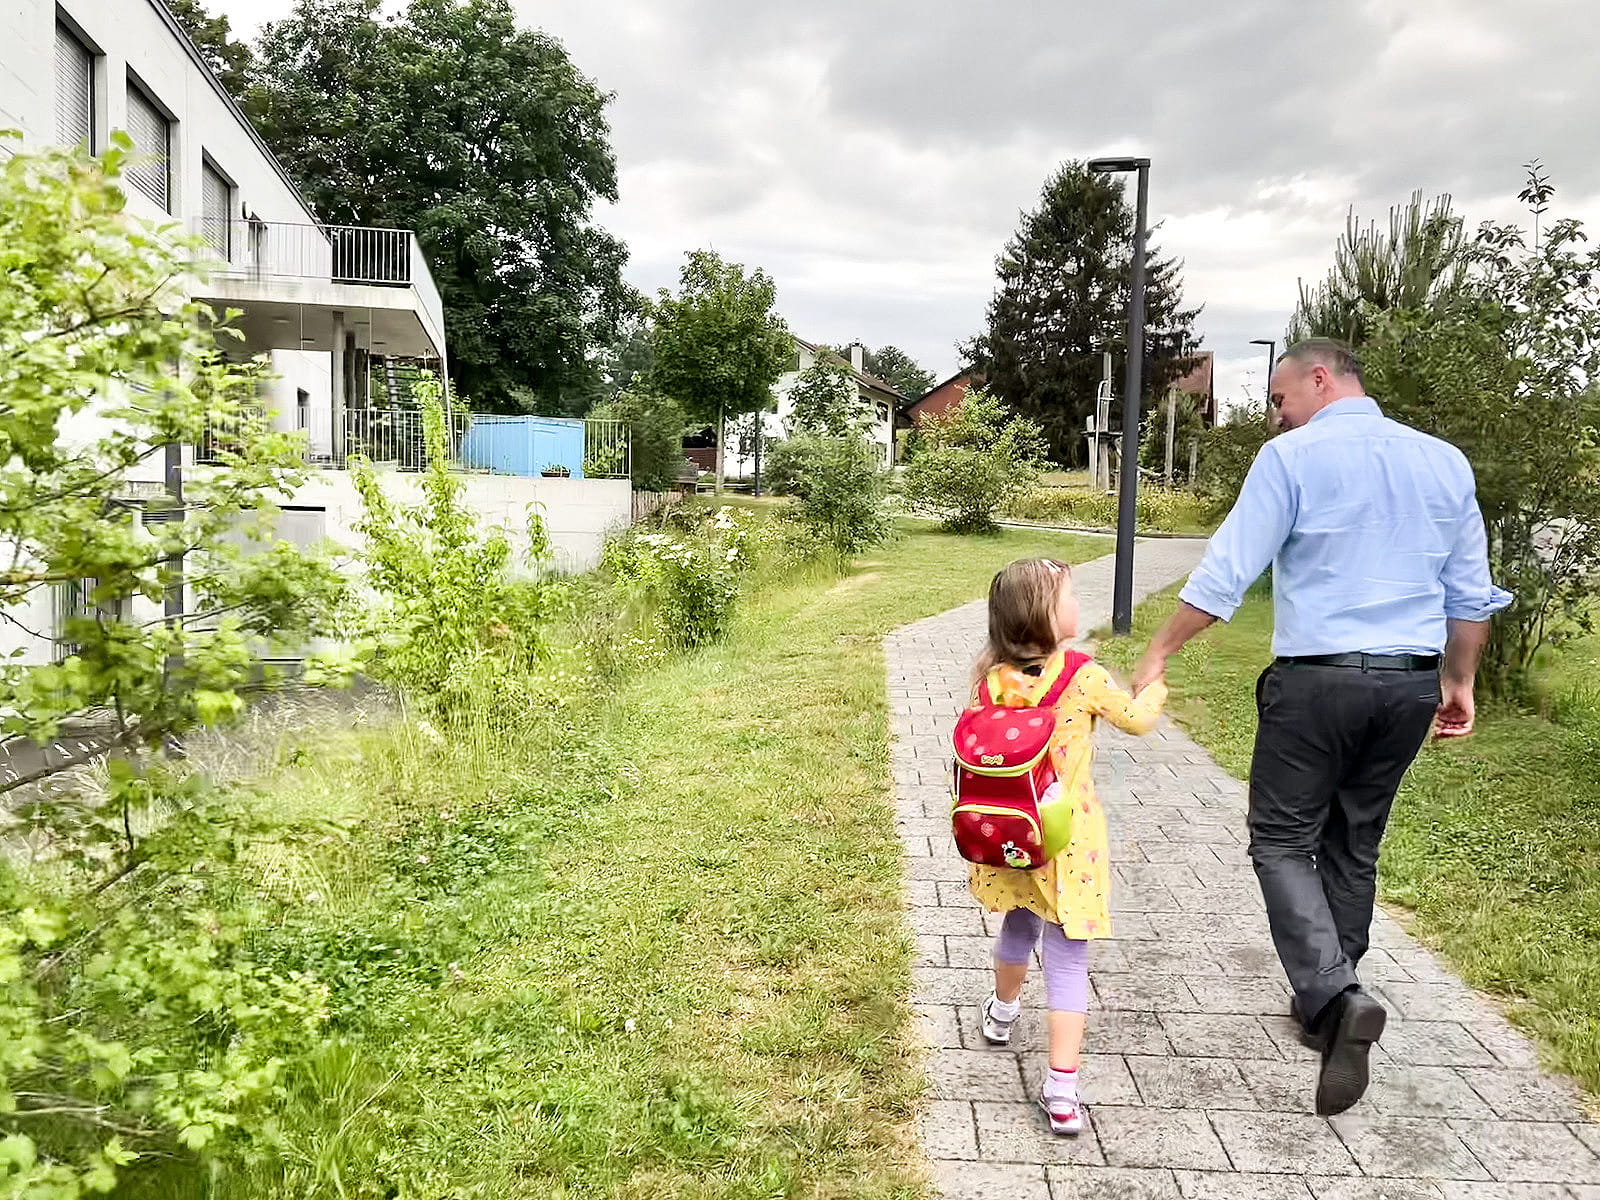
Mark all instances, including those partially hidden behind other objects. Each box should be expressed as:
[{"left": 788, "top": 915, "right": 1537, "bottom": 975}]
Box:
[
  {"left": 125, "top": 78, "right": 171, "bottom": 211},
  {"left": 54, "top": 22, "right": 94, "bottom": 148},
  {"left": 201, "top": 158, "right": 231, "bottom": 257}
]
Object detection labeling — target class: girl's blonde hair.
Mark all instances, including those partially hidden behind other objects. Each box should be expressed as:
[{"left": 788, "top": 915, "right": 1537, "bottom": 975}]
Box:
[{"left": 973, "top": 558, "right": 1072, "bottom": 685}]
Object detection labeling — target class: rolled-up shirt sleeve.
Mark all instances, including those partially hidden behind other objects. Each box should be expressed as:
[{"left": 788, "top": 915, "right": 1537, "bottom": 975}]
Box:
[
  {"left": 1441, "top": 491, "right": 1513, "bottom": 621},
  {"left": 1178, "top": 445, "right": 1297, "bottom": 622}
]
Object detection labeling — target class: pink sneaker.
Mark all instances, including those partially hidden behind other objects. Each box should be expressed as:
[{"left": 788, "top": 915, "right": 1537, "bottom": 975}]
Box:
[{"left": 1038, "top": 1083, "right": 1085, "bottom": 1136}]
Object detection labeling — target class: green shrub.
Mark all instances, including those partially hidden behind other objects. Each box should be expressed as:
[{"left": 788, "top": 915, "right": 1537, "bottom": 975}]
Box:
[
  {"left": 590, "top": 389, "right": 688, "bottom": 493},
  {"left": 602, "top": 507, "right": 762, "bottom": 648},
  {"left": 1196, "top": 411, "right": 1273, "bottom": 514},
  {"left": 1004, "top": 483, "right": 1214, "bottom": 533},
  {"left": 901, "top": 388, "right": 1048, "bottom": 533},
  {"left": 764, "top": 434, "right": 892, "bottom": 558}
]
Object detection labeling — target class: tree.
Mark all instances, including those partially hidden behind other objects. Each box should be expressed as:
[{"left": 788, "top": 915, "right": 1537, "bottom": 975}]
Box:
[
  {"left": 164, "top": 0, "right": 254, "bottom": 98},
  {"left": 0, "top": 136, "right": 345, "bottom": 1193},
  {"left": 1289, "top": 165, "right": 1600, "bottom": 697},
  {"left": 650, "top": 250, "right": 791, "bottom": 491},
  {"left": 864, "top": 344, "right": 935, "bottom": 398},
  {"left": 963, "top": 162, "right": 1201, "bottom": 466},
  {"left": 1288, "top": 191, "right": 1469, "bottom": 346},
  {"left": 246, "top": 0, "right": 633, "bottom": 412},
  {"left": 786, "top": 358, "right": 866, "bottom": 437},
  {"left": 590, "top": 388, "right": 687, "bottom": 493},
  {"left": 764, "top": 435, "right": 891, "bottom": 558},
  {"left": 902, "top": 389, "right": 1048, "bottom": 533}
]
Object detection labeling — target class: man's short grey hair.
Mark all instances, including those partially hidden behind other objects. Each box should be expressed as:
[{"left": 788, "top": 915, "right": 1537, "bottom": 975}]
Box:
[{"left": 1279, "top": 338, "right": 1365, "bottom": 387}]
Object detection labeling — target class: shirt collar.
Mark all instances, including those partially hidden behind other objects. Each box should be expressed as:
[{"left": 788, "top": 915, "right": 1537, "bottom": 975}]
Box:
[{"left": 1309, "top": 396, "right": 1382, "bottom": 423}]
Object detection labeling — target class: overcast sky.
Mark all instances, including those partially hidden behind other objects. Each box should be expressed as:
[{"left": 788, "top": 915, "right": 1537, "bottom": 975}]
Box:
[{"left": 213, "top": 0, "right": 1600, "bottom": 412}]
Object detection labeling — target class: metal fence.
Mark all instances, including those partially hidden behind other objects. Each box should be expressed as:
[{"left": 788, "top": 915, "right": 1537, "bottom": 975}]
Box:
[
  {"left": 198, "top": 220, "right": 417, "bottom": 287},
  {"left": 335, "top": 408, "right": 473, "bottom": 471},
  {"left": 196, "top": 406, "right": 265, "bottom": 465},
  {"left": 582, "top": 418, "right": 630, "bottom": 479}
]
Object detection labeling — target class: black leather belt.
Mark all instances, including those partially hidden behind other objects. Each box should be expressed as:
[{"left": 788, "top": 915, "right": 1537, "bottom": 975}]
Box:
[{"left": 1275, "top": 653, "right": 1440, "bottom": 671}]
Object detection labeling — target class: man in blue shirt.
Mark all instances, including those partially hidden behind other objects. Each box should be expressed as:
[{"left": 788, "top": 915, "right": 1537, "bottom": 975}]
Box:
[{"left": 1132, "top": 338, "right": 1510, "bottom": 1116}]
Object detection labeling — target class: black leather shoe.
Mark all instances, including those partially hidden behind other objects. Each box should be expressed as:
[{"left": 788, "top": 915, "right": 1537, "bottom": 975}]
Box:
[{"left": 1315, "top": 988, "right": 1387, "bottom": 1117}]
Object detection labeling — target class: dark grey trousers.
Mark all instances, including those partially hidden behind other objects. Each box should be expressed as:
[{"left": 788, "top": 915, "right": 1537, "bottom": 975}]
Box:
[{"left": 1248, "top": 662, "right": 1441, "bottom": 1025}]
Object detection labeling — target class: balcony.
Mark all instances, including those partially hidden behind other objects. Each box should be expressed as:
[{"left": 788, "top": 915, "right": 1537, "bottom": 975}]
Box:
[
  {"left": 191, "top": 220, "right": 447, "bottom": 362},
  {"left": 202, "top": 408, "right": 631, "bottom": 478}
]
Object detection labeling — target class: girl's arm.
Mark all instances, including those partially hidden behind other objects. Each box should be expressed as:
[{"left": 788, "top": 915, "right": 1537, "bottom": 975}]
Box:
[{"left": 1075, "top": 660, "right": 1167, "bottom": 735}]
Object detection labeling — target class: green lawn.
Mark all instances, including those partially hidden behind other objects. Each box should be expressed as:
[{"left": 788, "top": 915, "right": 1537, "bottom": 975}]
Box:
[
  {"left": 133, "top": 523, "right": 1103, "bottom": 1200},
  {"left": 1099, "top": 585, "right": 1600, "bottom": 1097}
]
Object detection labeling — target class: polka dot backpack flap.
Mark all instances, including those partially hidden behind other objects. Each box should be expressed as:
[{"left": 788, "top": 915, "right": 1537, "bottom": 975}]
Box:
[{"left": 950, "top": 650, "right": 1090, "bottom": 870}]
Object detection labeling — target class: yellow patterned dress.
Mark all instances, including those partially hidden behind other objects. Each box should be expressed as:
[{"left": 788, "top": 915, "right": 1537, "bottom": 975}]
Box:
[{"left": 966, "top": 656, "right": 1167, "bottom": 939}]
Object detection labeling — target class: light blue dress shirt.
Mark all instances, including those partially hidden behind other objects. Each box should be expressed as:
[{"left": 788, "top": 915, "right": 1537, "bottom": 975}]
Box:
[{"left": 1179, "top": 397, "right": 1512, "bottom": 656}]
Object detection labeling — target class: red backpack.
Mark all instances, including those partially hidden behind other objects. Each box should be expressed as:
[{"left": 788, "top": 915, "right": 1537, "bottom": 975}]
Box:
[{"left": 950, "top": 650, "right": 1090, "bottom": 871}]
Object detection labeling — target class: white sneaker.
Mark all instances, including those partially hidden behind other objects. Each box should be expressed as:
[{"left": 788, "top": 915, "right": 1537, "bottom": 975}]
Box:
[
  {"left": 980, "top": 993, "right": 1018, "bottom": 1045},
  {"left": 1038, "top": 1085, "right": 1085, "bottom": 1136}
]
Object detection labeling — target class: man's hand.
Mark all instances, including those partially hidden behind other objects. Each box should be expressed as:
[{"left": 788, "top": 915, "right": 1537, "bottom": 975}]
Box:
[
  {"left": 1132, "top": 650, "right": 1167, "bottom": 694},
  {"left": 1434, "top": 679, "right": 1475, "bottom": 739}
]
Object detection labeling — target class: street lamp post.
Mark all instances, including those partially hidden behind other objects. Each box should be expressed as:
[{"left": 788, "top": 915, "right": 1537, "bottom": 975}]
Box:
[
  {"left": 1088, "top": 156, "right": 1151, "bottom": 636},
  {"left": 1250, "top": 337, "right": 1276, "bottom": 422}
]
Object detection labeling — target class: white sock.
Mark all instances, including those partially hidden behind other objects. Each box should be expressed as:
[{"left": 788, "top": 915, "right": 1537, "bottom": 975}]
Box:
[
  {"left": 1047, "top": 1066, "right": 1079, "bottom": 1098},
  {"left": 989, "top": 993, "right": 1021, "bottom": 1021}
]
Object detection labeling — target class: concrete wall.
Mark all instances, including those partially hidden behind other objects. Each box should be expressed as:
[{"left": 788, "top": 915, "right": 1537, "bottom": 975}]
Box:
[{"left": 287, "top": 471, "right": 633, "bottom": 578}]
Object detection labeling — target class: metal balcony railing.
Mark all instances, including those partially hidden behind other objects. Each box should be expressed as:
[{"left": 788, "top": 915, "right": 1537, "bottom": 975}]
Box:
[
  {"left": 328, "top": 408, "right": 473, "bottom": 472},
  {"left": 196, "top": 405, "right": 266, "bottom": 465},
  {"left": 582, "top": 418, "right": 630, "bottom": 479},
  {"left": 198, "top": 219, "right": 423, "bottom": 287}
]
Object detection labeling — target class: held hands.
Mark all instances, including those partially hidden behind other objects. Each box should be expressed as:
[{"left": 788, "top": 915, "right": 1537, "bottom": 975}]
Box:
[
  {"left": 1132, "top": 650, "right": 1167, "bottom": 695},
  {"left": 1434, "top": 679, "right": 1475, "bottom": 739}
]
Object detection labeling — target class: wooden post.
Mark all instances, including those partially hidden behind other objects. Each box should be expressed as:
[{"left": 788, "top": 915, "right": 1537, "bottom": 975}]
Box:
[{"left": 1188, "top": 437, "right": 1199, "bottom": 488}]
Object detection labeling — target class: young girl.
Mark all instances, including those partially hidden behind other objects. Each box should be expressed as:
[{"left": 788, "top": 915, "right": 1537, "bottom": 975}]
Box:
[{"left": 968, "top": 558, "right": 1167, "bottom": 1135}]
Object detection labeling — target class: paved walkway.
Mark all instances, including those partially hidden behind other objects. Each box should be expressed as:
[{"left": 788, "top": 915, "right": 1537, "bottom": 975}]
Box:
[{"left": 888, "top": 540, "right": 1600, "bottom": 1200}]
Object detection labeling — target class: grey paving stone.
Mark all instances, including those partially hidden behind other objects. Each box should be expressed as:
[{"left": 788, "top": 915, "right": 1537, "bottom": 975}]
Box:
[
  {"left": 915, "top": 934, "right": 947, "bottom": 966},
  {"left": 915, "top": 965, "right": 1000, "bottom": 1005},
  {"left": 945, "top": 935, "right": 999, "bottom": 970},
  {"left": 1237, "top": 1058, "right": 1318, "bottom": 1112},
  {"left": 929, "top": 1048, "right": 1026, "bottom": 1101},
  {"left": 1376, "top": 982, "right": 1499, "bottom": 1024},
  {"left": 1209, "top": 1110, "right": 1360, "bottom": 1175},
  {"left": 1458, "top": 1068, "right": 1590, "bottom": 1122},
  {"left": 1174, "top": 1171, "right": 1315, "bottom": 1199},
  {"left": 1091, "top": 1010, "right": 1173, "bottom": 1056},
  {"left": 934, "top": 1157, "right": 1051, "bottom": 1200},
  {"left": 914, "top": 1004, "right": 963, "bottom": 1049},
  {"left": 1213, "top": 942, "right": 1290, "bottom": 978},
  {"left": 1123, "top": 1055, "right": 1259, "bottom": 1110},
  {"left": 1184, "top": 976, "right": 1292, "bottom": 1015},
  {"left": 1257, "top": 1014, "right": 1326, "bottom": 1064},
  {"left": 1159, "top": 1012, "right": 1284, "bottom": 1060},
  {"left": 1446, "top": 1119, "right": 1600, "bottom": 1183},
  {"left": 1363, "top": 1064, "right": 1489, "bottom": 1119},
  {"left": 1047, "top": 1166, "right": 1181, "bottom": 1199},
  {"left": 904, "top": 880, "right": 941, "bottom": 907},
  {"left": 1120, "top": 941, "right": 1228, "bottom": 976},
  {"left": 1136, "top": 842, "right": 1236, "bottom": 868},
  {"left": 1459, "top": 1022, "right": 1546, "bottom": 1072},
  {"left": 1436, "top": 1185, "right": 1587, "bottom": 1199},
  {"left": 973, "top": 1100, "right": 1105, "bottom": 1165},
  {"left": 1306, "top": 1179, "right": 1444, "bottom": 1199},
  {"left": 1092, "top": 972, "right": 1199, "bottom": 1012},
  {"left": 1328, "top": 1114, "right": 1490, "bottom": 1180},
  {"left": 1020, "top": 1054, "right": 1143, "bottom": 1107},
  {"left": 1090, "top": 1105, "right": 1231, "bottom": 1170},
  {"left": 1381, "top": 1023, "right": 1499, "bottom": 1069},
  {"left": 921, "top": 1100, "right": 978, "bottom": 1160},
  {"left": 908, "top": 905, "right": 988, "bottom": 937},
  {"left": 1573, "top": 1123, "right": 1600, "bottom": 1158}
]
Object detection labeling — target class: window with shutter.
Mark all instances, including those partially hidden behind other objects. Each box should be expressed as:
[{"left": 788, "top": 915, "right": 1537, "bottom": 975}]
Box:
[
  {"left": 54, "top": 24, "right": 94, "bottom": 148},
  {"left": 125, "top": 81, "right": 170, "bottom": 212},
  {"left": 202, "top": 160, "right": 231, "bottom": 257}
]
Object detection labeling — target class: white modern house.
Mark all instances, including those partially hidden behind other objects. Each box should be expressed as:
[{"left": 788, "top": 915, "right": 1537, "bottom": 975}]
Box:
[
  {"left": 720, "top": 338, "right": 904, "bottom": 479},
  {"left": 0, "top": 0, "right": 632, "bottom": 663}
]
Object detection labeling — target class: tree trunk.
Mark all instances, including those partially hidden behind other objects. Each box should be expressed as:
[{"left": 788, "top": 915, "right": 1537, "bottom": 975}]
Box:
[{"left": 753, "top": 411, "right": 763, "bottom": 496}]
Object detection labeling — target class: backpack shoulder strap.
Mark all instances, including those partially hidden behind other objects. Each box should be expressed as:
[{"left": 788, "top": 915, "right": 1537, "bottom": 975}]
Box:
[
  {"left": 976, "top": 671, "right": 996, "bottom": 706},
  {"left": 1036, "top": 649, "right": 1093, "bottom": 709}
]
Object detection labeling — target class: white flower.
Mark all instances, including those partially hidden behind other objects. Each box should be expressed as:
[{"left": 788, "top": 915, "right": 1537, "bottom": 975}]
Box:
[{"left": 624, "top": 1018, "right": 637, "bottom": 1033}]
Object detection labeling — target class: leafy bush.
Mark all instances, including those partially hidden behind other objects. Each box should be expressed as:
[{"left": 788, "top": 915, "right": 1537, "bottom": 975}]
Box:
[
  {"left": 901, "top": 388, "right": 1048, "bottom": 533},
  {"left": 1196, "top": 410, "right": 1273, "bottom": 514},
  {"left": 351, "top": 373, "right": 552, "bottom": 715},
  {"left": 590, "top": 388, "right": 687, "bottom": 492},
  {"left": 785, "top": 359, "right": 867, "bottom": 438},
  {"left": 764, "top": 434, "right": 892, "bottom": 557},
  {"left": 602, "top": 507, "right": 761, "bottom": 648}
]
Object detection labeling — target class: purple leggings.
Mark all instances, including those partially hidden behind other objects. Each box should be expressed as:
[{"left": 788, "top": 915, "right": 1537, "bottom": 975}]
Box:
[{"left": 994, "top": 908, "right": 1090, "bottom": 1013}]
